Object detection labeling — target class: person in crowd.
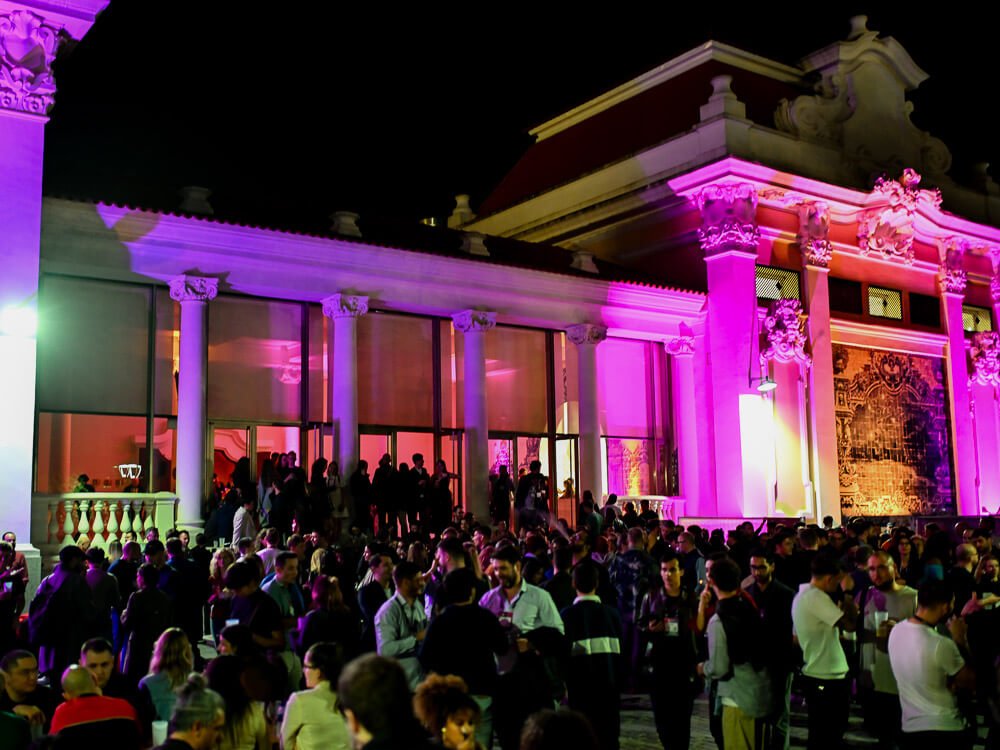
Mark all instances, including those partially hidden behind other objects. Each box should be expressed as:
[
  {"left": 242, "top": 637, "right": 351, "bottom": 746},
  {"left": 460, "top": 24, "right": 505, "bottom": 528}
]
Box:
[
  {"left": 232, "top": 494, "right": 259, "bottom": 550},
  {"left": 888, "top": 531, "right": 924, "bottom": 588},
  {"left": 374, "top": 560, "right": 428, "bottom": 691},
  {"left": 948, "top": 543, "right": 980, "bottom": 615},
  {"left": 675, "top": 532, "right": 707, "bottom": 596},
  {"left": 358, "top": 552, "right": 394, "bottom": 653},
  {"left": 263, "top": 551, "right": 306, "bottom": 691},
  {"left": 518, "top": 709, "right": 599, "bottom": 750},
  {"left": 609, "top": 527, "right": 654, "bottom": 691},
  {"left": 281, "top": 641, "right": 349, "bottom": 750},
  {"left": 699, "top": 557, "right": 772, "bottom": 750},
  {"left": 349, "top": 460, "right": 373, "bottom": 533},
  {"left": 80, "top": 637, "right": 142, "bottom": 706},
  {"left": 257, "top": 528, "right": 283, "bottom": 577},
  {"left": 204, "top": 655, "right": 269, "bottom": 750},
  {"left": 154, "top": 673, "right": 226, "bottom": 750},
  {"left": 0, "top": 670, "right": 30, "bottom": 750},
  {"left": 888, "top": 579, "right": 976, "bottom": 750},
  {"left": 224, "top": 560, "right": 286, "bottom": 652},
  {"left": 489, "top": 466, "right": 515, "bottom": 529},
  {"left": 110, "top": 540, "right": 142, "bottom": 606},
  {"left": 121, "top": 562, "right": 175, "bottom": 681},
  {"left": 514, "top": 460, "right": 548, "bottom": 531},
  {"left": 140, "top": 627, "right": 194, "bottom": 722},
  {"left": 561, "top": 559, "right": 623, "bottom": 750},
  {"left": 542, "top": 545, "right": 575, "bottom": 613},
  {"left": 328, "top": 461, "right": 350, "bottom": 538},
  {"left": 49, "top": 664, "right": 140, "bottom": 746},
  {"left": 0, "top": 537, "right": 28, "bottom": 620},
  {"left": 430, "top": 460, "right": 456, "bottom": 535},
  {"left": 217, "top": 624, "right": 259, "bottom": 660},
  {"left": 414, "top": 674, "right": 483, "bottom": 750},
  {"left": 297, "top": 575, "right": 358, "bottom": 660},
  {"left": 790, "top": 553, "right": 858, "bottom": 750},
  {"left": 166, "top": 537, "right": 210, "bottom": 663},
  {"left": 370, "top": 454, "right": 397, "bottom": 537},
  {"left": 0, "top": 649, "right": 59, "bottom": 733},
  {"left": 336, "top": 653, "right": 436, "bottom": 749}
]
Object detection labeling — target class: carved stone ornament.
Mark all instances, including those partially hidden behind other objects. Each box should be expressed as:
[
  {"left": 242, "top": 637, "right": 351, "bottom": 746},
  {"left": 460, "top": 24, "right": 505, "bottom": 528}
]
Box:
[
  {"left": 695, "top": 182, "right": 759, "bottom": 256},
  {"left": 760, "top": 299, "right": 811, "bottom": 368},
  {"left": 936, "top": 237, "right": 968, "bottom": 295},
  {"left": 989, "top": 248, "right": 1000, "bottom": 305},
  {"left": 798, "top": 201, "right": 832, "bottom": 268},
  {"left": 666, "top": 336, "right": 695, "bottom": 357},
  {"left": 168, "top": 276, "right": 219, "bottom": 303},
  {"left": 452, "top": 309, "right": 496, "bottom": 333},
  {"left": 0, "top": 11, "right": 64, "bottom": 115},
  {"left": 969, "top": 332, "right": 1000, "bottom": 388},
  {"left": 566, "top": 323, "right": 608, "bottom": 346},
  {"left": 857, "top": 169, "right": 940, "bottom": 265},
  {"left": 321, "top": 294, "right": 369, "bottom": 319},
  {"left": 775, "top": 72, "right": 855, "bottom": 143}
]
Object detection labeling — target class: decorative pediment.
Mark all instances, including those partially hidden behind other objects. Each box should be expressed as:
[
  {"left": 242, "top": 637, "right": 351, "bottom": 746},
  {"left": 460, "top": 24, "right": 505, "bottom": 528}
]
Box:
[
  {"left": 760, "top": 299, "right": 811, "bottom": 368},
  {"left": 857, "top": 169, "right": 940, "bottom": 265},
  {"left": 970, "top": 332, "right": 1000, "bottom": 388}
]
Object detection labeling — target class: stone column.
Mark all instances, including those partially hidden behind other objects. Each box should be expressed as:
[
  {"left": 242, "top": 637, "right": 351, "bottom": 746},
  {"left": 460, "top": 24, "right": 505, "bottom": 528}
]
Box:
[
  {"left": 453, "top": 310, "right": 496, "bottom": 523},
  {"left": 0, "top": 3, "right": 105, "bottom": 583},
  {"left": 970, "top": 333, "right": 1000, "bottom": 514},
  {"left": 567, "top": 324, "right": 607, "bottom": 501},
  {"left": 696, "top": 182, "right": 760, "bottom": 517},
  {"left": 322, "top": 294, "right": 368, "bottom": 479},
  {"left": 799, "top": 201, "right": 840, "bottom": 522},
  {"left": 667, "top": 336, "right": 702, "bottom": 514},
  {"left": 938, "top": 239, "right": 977, "bottom": 515},
  {"left": 170, "top": 276, "right": 218, "bottom": 530}
]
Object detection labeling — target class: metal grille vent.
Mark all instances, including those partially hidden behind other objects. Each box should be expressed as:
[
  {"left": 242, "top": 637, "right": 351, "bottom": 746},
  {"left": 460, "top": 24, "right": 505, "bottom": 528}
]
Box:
[
  {"left": 867, "top": 286, "right": 903, "bottom": 320},
  {"left": 755, "top": 265, "right": 801, "bottom": 301}
]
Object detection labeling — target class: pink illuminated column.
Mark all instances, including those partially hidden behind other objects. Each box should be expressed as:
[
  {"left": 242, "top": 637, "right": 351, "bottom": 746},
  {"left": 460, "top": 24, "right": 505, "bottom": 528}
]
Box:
[
  {"left": 667, "top": 335, "right": 702, "bottom": 513},
  {"left": 697, "top": 183, "right": 760, "bottom": 517},
  {"left": 567, "top": 324, "right": 607, "bottom": 501},
  {"left": 970, "top": 333, "right": 1000, "bottom": 514},
  {"left": 322, "top": 294, "right": 369, "bottom": 481},
  {"left": 939, "top": 239, "right": 977, "bottom": 515},
  {"left": 170, "top": 276, "right": 218, "bottom": 530},
  {"left": 0, "top": 2, "right": 106, "bottom": 573},
  {"left": 799, "top": 202, "right": 840, "bottom": 522},
  {"left": 454, "top": 310, "right": 496, "bottom": 522}
]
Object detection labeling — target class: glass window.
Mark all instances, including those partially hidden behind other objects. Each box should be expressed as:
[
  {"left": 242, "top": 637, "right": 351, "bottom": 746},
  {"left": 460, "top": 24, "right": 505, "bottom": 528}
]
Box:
[
  {"left": 487, "top": 326, "right": 548, "bottom": 433},
  {"left": 154, "top": 288, "right": 179, "bottom": 416},
  {"left": 554, "top": 332, "right": 579, "bottom": 435},
  {"left": 440, "top": 320, "right": 463, "bottom": 429},
  {"left": 604, "top": 437, "right": 653, "bottom": 496},
  {"left": 208, "top": 296, "right": 303, "bottom": 422},
  {"left": 38, "top": 277, "right": 150, "bottom": 415},
  {"left": 597, "top": 338, "right": 651, "bottom": 438},
  {"left": 150, "top": 418, "right": 177, "bottom": 492},
  {"left": 358, "top": 313, "right": 434, "bottom": 427},
  {"left": 308, "top": 306, "right": 327, "bottom": 422},
  {"left": 35, "top": 413, "right": 148, "bottom": 493}
]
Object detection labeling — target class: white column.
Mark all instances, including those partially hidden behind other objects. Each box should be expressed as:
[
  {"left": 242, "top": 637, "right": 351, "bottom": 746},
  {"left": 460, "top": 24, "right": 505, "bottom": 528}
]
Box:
[
  {"left": 454, "top": 310, "right": 496, "bottom": 522},
  {"left": 567, "top": 324, "right": 607, "bottom": 501},
  {"left": 170, "top": 275, "right": 218, "bottom": 530},
  {"left": 322, "top": 294, "right": 368, "bottom": 477}
]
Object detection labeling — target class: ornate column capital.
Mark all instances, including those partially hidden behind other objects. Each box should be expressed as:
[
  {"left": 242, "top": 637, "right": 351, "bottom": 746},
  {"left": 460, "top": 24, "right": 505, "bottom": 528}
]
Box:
[
  {"left": 0, "top": 10, "right": 66, "bottom": 116},
  {"left": 321, "top": 293, "right": 369, "bottom": 319},
  {"left": 169, "top": 275, "right": 218, "bottom": 303},
  {"left": 969, "top": 332, "right": 1000, "bottom": 388},
  {"left": 798, "top": 201, "right": 832, "bottom": 268},
  {"left": 760, "top": 299, "right": 811, "bottom": 368},
  {"left": 937, "top": 237, "right": 968, "bottom": 295},
  {"left": 666, "top": 336, "right": 695, "bottom": 357},
  {"left": 695, "top": 182, "right": 759, "bottom": 257},
  {"left": 452, "top": 310, "right": 496, "bottom": 333},
  {"left": 566, "top": 323, "right": 608, "bottom": 346}
]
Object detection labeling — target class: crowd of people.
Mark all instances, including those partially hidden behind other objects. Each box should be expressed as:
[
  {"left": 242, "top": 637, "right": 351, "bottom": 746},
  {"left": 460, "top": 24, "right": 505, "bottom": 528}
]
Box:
[{"left": 2, "top": 450, "right": 1000, "bottom": 750}]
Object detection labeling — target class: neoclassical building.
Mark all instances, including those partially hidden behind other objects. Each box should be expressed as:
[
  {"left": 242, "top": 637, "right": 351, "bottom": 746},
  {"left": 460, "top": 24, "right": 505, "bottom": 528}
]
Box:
[{"left": 5, "top": 6, "right": 1000, "bottom": 588}]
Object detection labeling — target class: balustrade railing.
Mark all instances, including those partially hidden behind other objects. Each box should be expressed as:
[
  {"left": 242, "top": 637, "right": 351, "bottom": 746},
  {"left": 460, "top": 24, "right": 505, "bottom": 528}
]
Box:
[{"left": 32, "top": 493, "right": 179, "bottom": 553}]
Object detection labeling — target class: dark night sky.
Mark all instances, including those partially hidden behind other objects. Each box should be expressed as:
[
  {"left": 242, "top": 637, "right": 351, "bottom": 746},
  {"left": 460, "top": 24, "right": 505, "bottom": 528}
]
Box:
[{"left": 41, "top": 3, "right": 1000, "bottom": 230}]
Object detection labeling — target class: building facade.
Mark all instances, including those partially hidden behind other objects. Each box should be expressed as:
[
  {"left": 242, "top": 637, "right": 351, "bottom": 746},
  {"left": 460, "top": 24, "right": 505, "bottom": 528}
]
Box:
[{"left": 4, "top": 6, "right": 1000, "bottom": 584}]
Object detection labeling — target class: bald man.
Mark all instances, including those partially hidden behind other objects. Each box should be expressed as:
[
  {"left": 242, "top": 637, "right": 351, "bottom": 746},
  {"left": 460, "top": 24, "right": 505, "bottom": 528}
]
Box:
[{"left": 49, "top": 665, "right": 140, "bottom": 746}]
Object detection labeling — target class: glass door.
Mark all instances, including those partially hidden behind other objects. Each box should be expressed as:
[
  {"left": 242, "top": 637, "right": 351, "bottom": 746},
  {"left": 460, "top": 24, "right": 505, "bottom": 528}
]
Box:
[
  {"left": 553, "top": 436, "right": 579, "bottom": 526},
  {"left": 209, "top": 422, "right": 252, "bottom": 499},
  {"left": 438, "top": 429, "right": 463, "bottom": 512}
]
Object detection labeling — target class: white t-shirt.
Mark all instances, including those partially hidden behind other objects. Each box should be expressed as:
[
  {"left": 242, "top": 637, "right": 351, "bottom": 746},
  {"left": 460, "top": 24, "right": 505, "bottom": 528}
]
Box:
[
  {"left": 861, "top": 586, "right": 917, "bottom": 695},
  {"left": 888, "top": 619, "right": 966, "bottom": 733},
  {"left": 791, "top": 583, "right": 848, "bottom": 679}
]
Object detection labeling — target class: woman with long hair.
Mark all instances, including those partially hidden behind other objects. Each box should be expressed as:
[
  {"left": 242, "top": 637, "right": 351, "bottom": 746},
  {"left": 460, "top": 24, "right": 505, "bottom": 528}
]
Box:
[
  {"left": 138, "top": 627, "right": 193, "bottom": 721},
  {"left": 281, "top": 642, "right": 349, "bottom": 750},
  {"left": 888, "top": 530, "right": 923, "bottom": 587},
  {"left": 296, "top": 576, "right": 358, "bottom": 660},
  {"left": 209, "top": 548, "right": 237, "bottom": 641},
  {"left": 205, "top": 654, "right": 270, "bottom": 750}
]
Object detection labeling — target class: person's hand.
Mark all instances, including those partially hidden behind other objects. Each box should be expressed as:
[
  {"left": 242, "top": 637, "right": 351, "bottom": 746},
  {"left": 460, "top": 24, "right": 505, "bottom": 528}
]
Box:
[
  {"left": 948, "top": 615, "right": 968, "bottom": 646},
  {"left": 648, "top": 618, "right": 665, "bottom": 633},
  {"left": 699, "top": 586, "right": 713, "bottom": 609},
  {"left": 696, "top": 662, "right": 705, "bottom": 677},
  {"left": 840, "top": 575, "right": 856, "bottom": 595},
  {"left": 516, "top": 637, "right": 530, "bottom": 653},
  {"left": 415, "top": 629, "right": 427, "bottom": 642},
  {"left": 12, "top": 704, "right": 44, "bottom": 726}
]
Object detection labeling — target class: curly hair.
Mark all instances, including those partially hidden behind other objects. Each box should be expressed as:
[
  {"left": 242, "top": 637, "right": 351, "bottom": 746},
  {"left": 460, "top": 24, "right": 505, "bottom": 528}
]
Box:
[{"left": 413, "top": 673, "right": 480, "bottom": 737}]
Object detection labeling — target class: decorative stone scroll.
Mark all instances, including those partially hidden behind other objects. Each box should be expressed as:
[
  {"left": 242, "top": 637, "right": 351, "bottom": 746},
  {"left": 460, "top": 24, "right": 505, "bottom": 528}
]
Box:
[
  {"left": 989, "top": 249, "right": 1000, "bottom": 305},
  {"left": 936, "top": 237, "right": 968, "bottom": 295},
  {"left": 566, "top": 323, "right": 607, "bottom": 346},
  {"left": 666, "top": 336, "right": 695, "bottom": 357},
  {"left": 695, "top": 182, "right": 759, "bottom": 256},
  {"left": 169, "top": 275, "right": 219, "bottom": 303},
  {"left": 798, "top": 201, "right": 832, "bottom": 268},
  {"left": 0, "top": 10, "right": 64, "bottom": 115},
  {"left": 857, "top": 169, "right": 940, "bottom": 265},
  {"left": 452, "top": 310, "right": 496, "bottom": 333},
  {"left": 760, "top": 299, "right": 811, "bottom": 368},
  {"left": 969, "top": 332, "right": 1000, "bottom": 388},
  {"left": 321, "top": 293, "right": 369, "bottom": 319}
]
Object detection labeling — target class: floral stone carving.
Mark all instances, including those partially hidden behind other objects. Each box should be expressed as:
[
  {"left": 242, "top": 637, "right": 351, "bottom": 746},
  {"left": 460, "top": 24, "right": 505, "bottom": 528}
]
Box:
[
  {"left": 798, "top": 201, "right": 832, "bottom": 268},
  {"left": 937, "top": 237, "right": 968, "bottom": 295},
  {"left": 760, "top": 299, "right": 811, "bottom": 368},
  {"left": 970, "top": 332, "right": 1000, "bottom": 388},
  {"left": 0, "top": 10, "right": 64, "bottom": 115},
  {"left": 695, "top": 183, "right": 759, "bottom": 256},
  {"left": 857, "top": 169, "right": 940, "bottom": 265}
]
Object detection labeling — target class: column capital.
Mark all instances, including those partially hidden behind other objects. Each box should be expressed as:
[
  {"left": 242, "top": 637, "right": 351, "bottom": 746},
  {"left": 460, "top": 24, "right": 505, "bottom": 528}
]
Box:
[
  {"left": 322, "top": 293, "right": 369, "bottom": 319},
  {"left": 666, "top": 336, "right": 695, "bottom": 357},
  {"left": 937, "top": 237, "right": 968, "bottom": 296},
  {"left": 798, "top": 201, "right": 832, "bottom": 268},
  {"left": 760, "top": 299, "right": 811, "bottom": 368},
  {"left": 695, "top": 182, "right": 759, "bottom": 257},
  {"left": 0, "top": 10, "right": 63, "bottom": 115},
  {"left": 566, "top": 323, "right": 607, "bottom": 346},
  {"left": 169, "top": 275, "right": 218, "bottom": 303},
  {"left": 970, "top": 332, "right": 1000, "bottom": 388},
  {"left": 453, "top": 309, "right": 496, "bottom": 333}
]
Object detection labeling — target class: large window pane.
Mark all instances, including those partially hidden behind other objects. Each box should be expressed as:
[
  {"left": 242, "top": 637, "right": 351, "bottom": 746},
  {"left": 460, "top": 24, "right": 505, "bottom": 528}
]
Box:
[
  {"left": 154, "top": 289, "right": 179, "bottom": 416},
  {"left": 208, "top": 296, "right": 302, "bottom": 422},
  {"left": 151, "top": 418, "right": 177, "bottom": 492},
  {"left": 555, "top": 332, "right": 579, "bottom": 434},
  {"left": 487, "top": 327, "right": 548, "bottom": 433},
  {"left": 38, "top": 277, "right": 150, "bottom": 415},
  {"left": 597, "top": 338, "right": 651, "bottom": 438},
  {"left": 36, "top": 413, "right": 148, "bottom": 493},
  {"left": 440, "top": 320, "right": 463, "bottom": 429},
  {"left": 308, "top": 306, "right": 327, "bottom": 422},
  {"left": 358, "top": 313, "right": 434, "bottom": 427}
]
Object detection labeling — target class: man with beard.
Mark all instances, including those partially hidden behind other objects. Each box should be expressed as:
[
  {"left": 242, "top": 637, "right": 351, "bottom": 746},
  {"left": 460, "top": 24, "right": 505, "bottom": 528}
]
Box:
[
  {"left": 479, "top": 545, "right": 564, "bottom": 750},
  {"left": 858, "top": 551, "right": 916, "bottom": 747}
]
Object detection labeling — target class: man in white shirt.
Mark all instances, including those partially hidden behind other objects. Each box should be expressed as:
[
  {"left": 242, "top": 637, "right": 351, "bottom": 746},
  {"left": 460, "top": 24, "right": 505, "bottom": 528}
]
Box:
[
  {"left": 888, "top": 579, "right": 975, "bottom": 750},
  {"left": 231, "top": 494, "right": 258, "bottom": 550},
  {"left": 790, "top": 553, "right": 858, "bottom": 750}
]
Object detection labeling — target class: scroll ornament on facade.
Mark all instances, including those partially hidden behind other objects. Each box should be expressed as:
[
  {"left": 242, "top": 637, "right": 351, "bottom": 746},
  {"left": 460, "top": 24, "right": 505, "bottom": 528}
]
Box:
[
  {"left": 857, "top": 169, "right": 941, "bottom": 265},
  {"left": 322, "top": 294, "right": 369, "bottom": 319},
  {"left": 798, "top": 201, "right": 832, "bottom": 268},
  {"left": 990, "top": 249, "right": 1000, "bottom": 305},
  {"left": 760, "top": 298, "right": 811, "bottom": 368},
  {"left": 695, "top": 182, "right": 760, "bottom": 256},
  {"left": 666, "top": 336, "right": 695, "bottom": 357},
  {"left": 937, "top": 237, "right": 968, "bottom": 295},
  {"left": 168, "top": 275, "right": 219, "bottom": 303},
  {"left": 0, "top": 10, "right": 64, "bottom": 115},
  {"left": 453, "top": 309, "right": 497, "bottom": 333},
  {"left": 969, "top": 332, "right": 1000, "bottom": 388},
  {"left": 566, "top": 323, "right": 608, "bottom": 346}
]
